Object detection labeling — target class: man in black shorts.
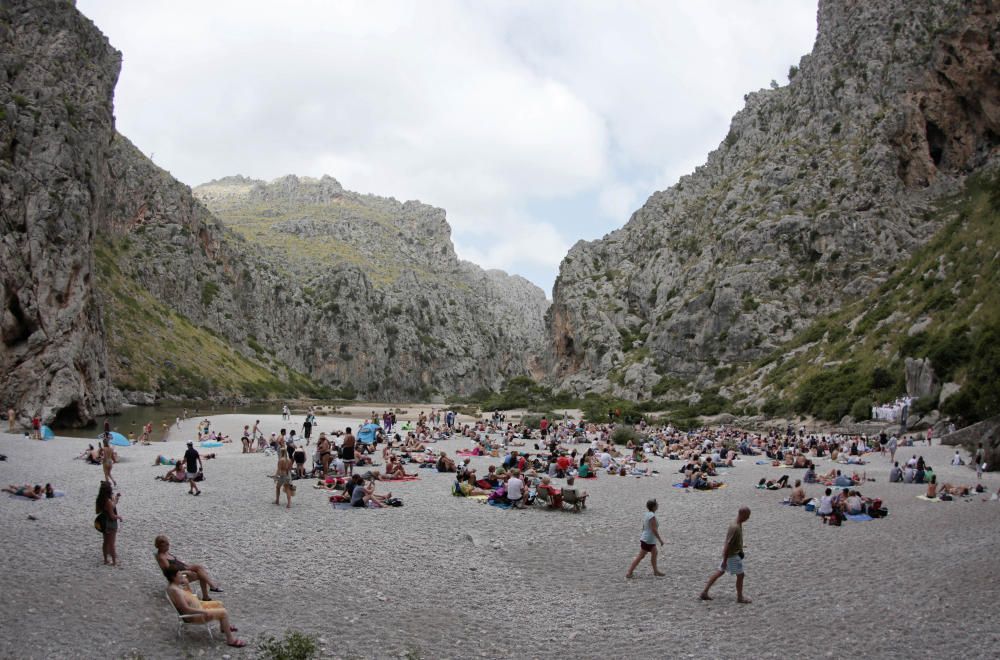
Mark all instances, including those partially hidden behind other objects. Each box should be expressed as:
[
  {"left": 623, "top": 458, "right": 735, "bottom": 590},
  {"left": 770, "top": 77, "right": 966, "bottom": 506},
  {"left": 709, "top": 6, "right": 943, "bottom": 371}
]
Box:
[{"left": 184, "top": 441, "right": 202, "bottom": 496}]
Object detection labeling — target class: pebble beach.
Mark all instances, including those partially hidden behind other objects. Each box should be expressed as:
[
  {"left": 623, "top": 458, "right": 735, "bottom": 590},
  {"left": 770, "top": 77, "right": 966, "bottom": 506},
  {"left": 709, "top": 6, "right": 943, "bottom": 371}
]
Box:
[{"left": 1, "top": 412, "right": 999, "bottom": 659}]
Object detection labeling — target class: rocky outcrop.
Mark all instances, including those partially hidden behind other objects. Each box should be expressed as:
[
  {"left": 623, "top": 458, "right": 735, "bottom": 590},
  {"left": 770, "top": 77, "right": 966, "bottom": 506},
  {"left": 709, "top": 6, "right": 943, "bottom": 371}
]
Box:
[
  {"left": 905, "top": 357, "right": 938, "bottom": 400},
  {"left": 0, "top": 0, "right": 121, "bottom": 425},
  {"left": 191, "top": 176, "right": 550, "bottom": 398},
  {"left": 0, "top": 0, "right": 549, "bottom": 423},
  {"left": 547, "top": 0, "right": 1000, "bottom": 397}
]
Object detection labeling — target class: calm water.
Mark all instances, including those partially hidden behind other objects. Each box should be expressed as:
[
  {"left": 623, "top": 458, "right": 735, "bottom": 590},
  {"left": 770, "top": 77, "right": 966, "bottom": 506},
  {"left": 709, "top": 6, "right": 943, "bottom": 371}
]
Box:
[{"left": 55, "top": 402, "right": 279, "bottom": 441}]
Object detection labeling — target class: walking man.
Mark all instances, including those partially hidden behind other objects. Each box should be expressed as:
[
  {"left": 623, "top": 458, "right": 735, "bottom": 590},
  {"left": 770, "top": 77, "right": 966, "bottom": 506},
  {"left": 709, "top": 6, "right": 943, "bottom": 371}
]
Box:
[
  {"left": 184, "top": 441, "right": 202, "bottom": 496},
  {"left": 699, "top": 506, "right": 752, "bottom": 604}
]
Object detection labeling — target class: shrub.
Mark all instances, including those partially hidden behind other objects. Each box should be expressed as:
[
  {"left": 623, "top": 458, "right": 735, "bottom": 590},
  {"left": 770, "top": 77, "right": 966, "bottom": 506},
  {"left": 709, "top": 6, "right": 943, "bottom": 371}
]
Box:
[
  {"left": 611, "top": 427, "right": 640, "bottom": 445},
  {"left": 849, "top": 397, "right": 871, "bottom": 421},
  {"left": 256, "top": 630, "right": 319, "bottom": 660}
]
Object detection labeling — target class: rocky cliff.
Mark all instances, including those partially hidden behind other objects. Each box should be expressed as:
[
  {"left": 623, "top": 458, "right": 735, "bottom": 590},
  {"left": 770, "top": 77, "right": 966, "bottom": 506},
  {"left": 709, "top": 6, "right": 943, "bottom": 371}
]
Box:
[
  {"left": 0, "top": 0, "right": 549, "bottom": 424},
  {"left": 0, "top": 0, "right": 122, "bottom": 426},
  {"left": 193, "top": 175, "right": 550, "bottom": 398},
  {"left": 547, "top": 0, "right": 999, "bottom": 398}
]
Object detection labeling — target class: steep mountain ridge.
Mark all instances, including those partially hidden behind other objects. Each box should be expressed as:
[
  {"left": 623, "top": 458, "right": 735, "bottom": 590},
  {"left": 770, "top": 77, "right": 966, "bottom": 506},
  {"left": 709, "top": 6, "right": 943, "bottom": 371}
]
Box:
[
  {"left": 0, "top": 0, "right": 548, "bottom": 424},
  {"left": 547, "top": 0, "right": 999, "bottom": 398}
]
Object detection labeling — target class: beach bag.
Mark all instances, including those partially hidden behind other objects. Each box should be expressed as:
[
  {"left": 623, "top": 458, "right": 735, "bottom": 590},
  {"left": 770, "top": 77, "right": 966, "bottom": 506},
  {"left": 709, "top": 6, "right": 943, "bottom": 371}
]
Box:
[
  {"left": 94, "top": 513, "right": 105, "bottom": 533},
  {"left": 385, "top": 497, "right": 403, "bottom": 507},
  {"left": 939, "top": 493, "right": 953, "bottom": 501}
]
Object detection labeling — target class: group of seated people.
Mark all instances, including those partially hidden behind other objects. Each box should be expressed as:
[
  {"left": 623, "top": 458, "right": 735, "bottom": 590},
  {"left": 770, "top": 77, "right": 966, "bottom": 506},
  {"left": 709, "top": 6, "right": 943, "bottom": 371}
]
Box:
[
  {"left": 450, "top": 461, "right": 590, "bottom": 511},
  {"left": 888, "top": 455, "right": 935, "bottom": 484},
  {"left": 815, "top": 487, "right": 884, "bottom": 523},
  {"left": 804, "top": 466, "right": 862, "bottom": 487}
]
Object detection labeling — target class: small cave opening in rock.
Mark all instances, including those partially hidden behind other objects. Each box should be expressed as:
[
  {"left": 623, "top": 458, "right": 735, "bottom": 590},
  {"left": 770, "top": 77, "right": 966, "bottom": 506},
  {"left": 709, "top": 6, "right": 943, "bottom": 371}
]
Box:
[
  {"left": 3, "top": 293, "right": 32, "bottom": 347},
  {"left": 560, "top": 334, "right": 575, "bottom": 358},
  {"left": 925, "top": 120, "right": 946, "bottom": 167},
  {"left": 52, "top": 400, "right": 87, "bottom": 429}
]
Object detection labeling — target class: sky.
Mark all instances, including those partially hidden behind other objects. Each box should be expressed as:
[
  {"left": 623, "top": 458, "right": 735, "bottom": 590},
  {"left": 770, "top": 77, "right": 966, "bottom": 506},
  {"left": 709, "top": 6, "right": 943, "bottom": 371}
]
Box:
[{"left": 77, "top": 1, "right": 818, "bottom": 296}]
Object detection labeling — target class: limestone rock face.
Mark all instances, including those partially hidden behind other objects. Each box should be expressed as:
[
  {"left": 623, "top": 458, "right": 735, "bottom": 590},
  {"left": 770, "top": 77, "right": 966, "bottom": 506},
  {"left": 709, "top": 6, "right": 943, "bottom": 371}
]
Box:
[
  {"left": 190, "top": 176, "right": 550, "bottom": 398},
  {"left": 0, "top": 0, "right": 122, "bottom": 425},
  {"left": 547, "top": 0, "right": 1000, "bottom": 397},
  {"left": 905, "top": 357, "right": 939, "bottom": 400},
  {"left": 0, "top": 0, "right": 549, "bottom": 421}
]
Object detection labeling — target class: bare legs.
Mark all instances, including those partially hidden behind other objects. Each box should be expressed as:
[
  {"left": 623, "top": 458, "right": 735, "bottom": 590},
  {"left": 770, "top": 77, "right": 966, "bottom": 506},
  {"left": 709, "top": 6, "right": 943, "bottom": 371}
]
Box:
[
  {"left": 103, "top": 463, "right": 116, "bottom": 488},
  {"left": 626, "top": 547, "right": 665, "bottom": 578},
  {"left": 700, "top": 568, "right": 750, "bottom": 603},
  {"left": 102, "top": 530, "right": 118, "bottom": 566},
  {"left": 183, "top": 565, "right": 218, "bottom": 600}
]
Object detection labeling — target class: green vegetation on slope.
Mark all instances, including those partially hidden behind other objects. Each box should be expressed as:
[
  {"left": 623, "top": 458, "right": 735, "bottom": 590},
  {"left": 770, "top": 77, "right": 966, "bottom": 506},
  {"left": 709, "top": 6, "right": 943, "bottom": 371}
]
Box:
[
  {"left": 94, "top": 239, "right": 332, "bottom": 399},
  {"left": 751, "top": 169, "right": 1000, "bottom": 423}
]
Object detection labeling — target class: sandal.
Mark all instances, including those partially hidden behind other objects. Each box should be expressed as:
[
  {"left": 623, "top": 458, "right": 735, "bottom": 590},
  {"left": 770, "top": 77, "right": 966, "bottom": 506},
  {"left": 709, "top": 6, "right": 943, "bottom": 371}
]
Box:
[{"left": 227, "top": 639, "right": 247, "bottom": 648}]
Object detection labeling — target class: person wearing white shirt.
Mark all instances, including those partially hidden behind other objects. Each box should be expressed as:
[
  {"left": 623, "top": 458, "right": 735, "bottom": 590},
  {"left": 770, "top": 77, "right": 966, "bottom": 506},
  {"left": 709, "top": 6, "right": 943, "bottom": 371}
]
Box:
[{"left": 506, "top": 471, "right": 525, "bottom": 508}]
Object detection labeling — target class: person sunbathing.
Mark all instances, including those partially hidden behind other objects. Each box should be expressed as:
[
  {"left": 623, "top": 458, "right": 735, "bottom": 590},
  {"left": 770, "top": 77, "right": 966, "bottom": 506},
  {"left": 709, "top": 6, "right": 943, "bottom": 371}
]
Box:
[
  {"left": 436, "top": 452, "right": 456, "bottom": 473},
  {"left": 79, "top": 445, "right": 101, "bottom": 464},
  {"left": 939, "top": 483, "right": 972, "bottom": 497},
  {"left": 156, "top": 461, "right": 187, "bottom": 482},
  {"left": 164, "top": 568, "right": 244, "bottom": 648},
  {"left": 3, "top": 484, "right": 43, "bottom": 499},
  {"left": 789, "top": 480, "right": 808, "bottom": 505},
  {"left": 155, "top": 535, "right": 223, "bottom": 600},
  {"left": 926, "top": 477, "right": 938, "bottom": 499},
  {"left": 692, "top": 472, "right": 723, "bottom": 490},
  {"left": 385, "top": 456, "right": 414, "bottom": 479},
  {"left": 456, "top": 473, "right": 492, "bottom": 497}
]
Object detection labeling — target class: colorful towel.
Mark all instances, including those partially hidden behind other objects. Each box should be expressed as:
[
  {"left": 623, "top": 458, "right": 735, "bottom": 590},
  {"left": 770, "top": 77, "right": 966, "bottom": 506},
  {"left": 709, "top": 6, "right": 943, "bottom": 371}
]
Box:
[
  {"left": 845, "top": 513, "right": 873, "bottom": 521},
  {"left": 488, "top": 499, "right": 513, "bottom": 509},
  {"left": 383, "top": 475, "right": 420, "bottom": 481},
  {"left": 672, "top": 483, "right": 690, "bottom": 489},
  {"left": 456, "top": 450, "right": 480, "bottom": 457}
]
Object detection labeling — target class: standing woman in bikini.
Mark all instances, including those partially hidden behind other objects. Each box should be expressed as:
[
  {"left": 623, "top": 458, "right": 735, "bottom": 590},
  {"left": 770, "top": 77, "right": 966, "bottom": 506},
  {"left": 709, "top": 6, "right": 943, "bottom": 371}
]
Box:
[
  {"left": 99, "top": 438, "right": 116, "bottom": 487},
  {"left": 96, "top": 481, "right": 122, "bottom": 566}
]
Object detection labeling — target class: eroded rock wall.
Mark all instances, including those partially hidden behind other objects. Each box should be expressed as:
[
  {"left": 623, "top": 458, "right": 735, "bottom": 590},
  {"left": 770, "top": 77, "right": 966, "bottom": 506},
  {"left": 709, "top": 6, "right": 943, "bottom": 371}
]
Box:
[{"left": 547, "top": 0, "right": 1000, "bottom": 397}]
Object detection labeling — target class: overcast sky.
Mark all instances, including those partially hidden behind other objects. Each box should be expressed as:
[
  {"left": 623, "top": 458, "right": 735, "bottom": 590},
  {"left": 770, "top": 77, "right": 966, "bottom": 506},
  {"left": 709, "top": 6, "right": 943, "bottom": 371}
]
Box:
[{"left": 77, "top": 1, "right": 817, "bottom": 296}]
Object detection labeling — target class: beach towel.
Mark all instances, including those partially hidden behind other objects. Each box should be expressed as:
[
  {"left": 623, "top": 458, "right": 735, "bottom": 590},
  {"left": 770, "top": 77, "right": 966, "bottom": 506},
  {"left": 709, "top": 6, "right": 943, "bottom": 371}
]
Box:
[
  {"left": 41, "top": 425, "right": 55, "bottom": 440},
  {"left": 383, "top": 475, "right": 420, "bottom": 481},
  {"left": 330, "top": 502, "right": 354, "bottom": 510},
  {"left": 488, "top": 499, "right": 513, "bottom": 509},
  {"left": 456, "top": 450, "right": 479, "bottom": 457},
  {"left": 755, "top": 460, "right": 771, "bottom": 465},
  {"left": 916, "top": 495, "right": 944, "bottom": 502},
  {"left": 845, "top": 513, "right": 873, "bottom": 521},
  {"left": 200, "top": 441, "right": 223, "bottom": 448},
  {"left": 106, "top": 432, "right": 130, "bottom": 447},
  {"left": 672, "top": 483, "right": 690, "bottom": 489}
]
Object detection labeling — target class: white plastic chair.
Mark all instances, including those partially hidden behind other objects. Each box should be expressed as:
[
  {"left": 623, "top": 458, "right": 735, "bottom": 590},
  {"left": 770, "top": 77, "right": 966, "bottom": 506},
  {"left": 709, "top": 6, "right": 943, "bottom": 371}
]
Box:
[{"left": 166, "top": 591, "right": 214, "bottom": 640}]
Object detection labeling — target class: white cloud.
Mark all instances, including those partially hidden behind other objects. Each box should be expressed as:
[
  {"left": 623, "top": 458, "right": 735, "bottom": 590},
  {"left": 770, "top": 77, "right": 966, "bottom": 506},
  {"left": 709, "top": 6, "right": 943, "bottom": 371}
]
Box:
[{"left": 77, "top": 0, "right": 817, "bottom": 292}]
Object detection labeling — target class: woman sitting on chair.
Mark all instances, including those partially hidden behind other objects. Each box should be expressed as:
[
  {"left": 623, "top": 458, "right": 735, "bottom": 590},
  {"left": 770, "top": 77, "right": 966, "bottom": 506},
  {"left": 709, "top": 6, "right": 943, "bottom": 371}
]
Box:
[
  {"left": 156, "top": 535, "right": 222, "bottom": 601},
  {"left": 164, "top": 568, "right": 244, "bottom": 648}
]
